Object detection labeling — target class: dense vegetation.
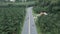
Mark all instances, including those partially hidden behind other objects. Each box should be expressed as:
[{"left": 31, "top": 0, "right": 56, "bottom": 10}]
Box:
[
  {"left": 0, "top": 0, "right": 36, "bottom": 2},
  {"left": 33, "top": 0, "right": 60, "bottom": 14},
  {"left": 0, "top": 0, "right": 36, "bottom": 7},
  {"left": 33, "top": 0, "right": 60, "bottom": 34},
  {"left": 0, "top": 6, "right": 26, "bottom": 34}
]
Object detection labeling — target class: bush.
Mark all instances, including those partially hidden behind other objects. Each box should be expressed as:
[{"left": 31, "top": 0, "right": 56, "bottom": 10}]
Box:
[
  {"left": 0, "top": 7, "right": 26, "bottom": 34},
  {"left": 33, "top": 0, "right": 60, "bottom": 34}
]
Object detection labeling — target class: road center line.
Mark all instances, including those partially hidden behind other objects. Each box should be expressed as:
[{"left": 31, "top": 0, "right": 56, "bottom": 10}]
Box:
[{"left": 29, "top": 11, "right": 30, "bottom": 34}]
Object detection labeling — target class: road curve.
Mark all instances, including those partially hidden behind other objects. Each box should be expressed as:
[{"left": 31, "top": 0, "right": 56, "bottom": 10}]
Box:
[{"left": 21, "top": 7, "right": 38, "bottom": 34}]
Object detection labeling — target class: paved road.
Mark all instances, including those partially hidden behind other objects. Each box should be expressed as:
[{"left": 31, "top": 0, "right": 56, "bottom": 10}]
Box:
[
  {"left": 21, "top": 7, "right": 38, "bottom": 34},
  {"left": 21, "top": 8, "right": 29, "bottom": 34},
  {"left": 29, "top": 7, "right": 38, "bottom": 34}
]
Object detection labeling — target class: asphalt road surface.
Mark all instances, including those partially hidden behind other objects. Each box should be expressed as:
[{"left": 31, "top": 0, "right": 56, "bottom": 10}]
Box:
[
  {"left": 21, "top": 7, "right": 38, "bottom": 34},
  {"left": 21, "top": 7, "right": 29, "bottom": 34},
  {"left": 29, "top": 7, "right": 38, "bottom": 34}
]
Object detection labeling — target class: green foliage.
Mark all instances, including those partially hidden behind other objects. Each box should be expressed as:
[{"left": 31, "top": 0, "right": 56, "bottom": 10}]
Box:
[
  {"left": 0, "top": 7, "right": 26, "bottom": 34},
  {"left": 33, "top": 0, "right": 60, "bottom": 14},
  {"left": 33, "top": 0, "right": 60, "bottom": 34},
  {"left": 36, "top": 13, "right": 60, "bottom": 34}
]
